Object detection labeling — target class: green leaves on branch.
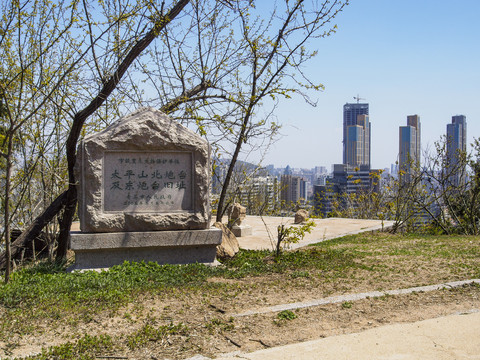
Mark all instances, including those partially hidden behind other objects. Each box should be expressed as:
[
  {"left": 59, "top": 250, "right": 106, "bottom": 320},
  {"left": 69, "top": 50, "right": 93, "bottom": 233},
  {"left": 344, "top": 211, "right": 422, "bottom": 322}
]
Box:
[{"left": 276, "top": 219, "right": 316, "bottom": 257}]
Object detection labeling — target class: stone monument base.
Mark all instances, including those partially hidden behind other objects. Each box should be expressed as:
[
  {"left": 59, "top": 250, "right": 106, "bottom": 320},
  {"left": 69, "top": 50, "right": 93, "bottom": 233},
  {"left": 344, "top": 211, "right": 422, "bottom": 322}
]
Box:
[
  {"left": 69, "top": 228, "right": 222, "bottom": 271},
  {"left": 231, "top": 225, "right": 252, "bottom": 237}
]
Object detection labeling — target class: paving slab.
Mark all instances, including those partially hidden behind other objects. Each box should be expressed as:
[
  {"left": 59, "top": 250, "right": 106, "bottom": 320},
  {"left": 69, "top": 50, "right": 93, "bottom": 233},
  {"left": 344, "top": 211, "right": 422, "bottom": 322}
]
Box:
[{"left": 229, "top": 216, "right": 394, "bottom": 251}]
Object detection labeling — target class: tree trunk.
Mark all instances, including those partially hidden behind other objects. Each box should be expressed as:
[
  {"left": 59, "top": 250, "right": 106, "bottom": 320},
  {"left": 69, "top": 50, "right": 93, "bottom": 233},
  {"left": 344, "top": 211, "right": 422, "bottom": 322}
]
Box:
[
  {"left": 56, "top": 187, "right": 76, "bottom": 261},
  {"left": 0, "top": 191, "right": 68, "bottom": 270},
  {"left": 54, "top": 0, "right": 191, "bottom": 259},
  {"left": 276, "top": 225, "right": 284, "bottom": 257},
  {"left": 3, "top": 134, "right": 13, "bottom": 282},
  {"left": 215, "top": 107, "right": 254, "bottom": 222},
  {"left": 215, "top": 132, "right": 244, "bottom": 222}
]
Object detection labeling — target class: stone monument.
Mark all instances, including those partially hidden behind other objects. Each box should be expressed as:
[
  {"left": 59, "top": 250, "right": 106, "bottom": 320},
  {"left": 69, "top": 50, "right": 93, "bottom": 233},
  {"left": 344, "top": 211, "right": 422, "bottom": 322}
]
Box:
[
  {"left": 69, "top": 107, "right": 221, "bottom": 270},
  {"left": 228, "top": 203, "right": 252, "bottom": 237}
]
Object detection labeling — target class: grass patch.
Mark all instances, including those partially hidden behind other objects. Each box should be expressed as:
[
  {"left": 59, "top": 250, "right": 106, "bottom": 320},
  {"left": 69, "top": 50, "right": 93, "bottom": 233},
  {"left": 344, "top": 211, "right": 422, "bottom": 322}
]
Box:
[
  {"left": 277, "top": 310, "right": 297, "bottom": 320},
  {"left": 220, "top": 247, "right": 360, "bottom": 276},
  {"left": 16, "top": 334, "right": 113, "bottom": 360},
  {"left": 205, "top": 317, "right": 235, "bottom": 334},
  {"left": 126, "top": 321, "right": 188, "bottom": 350},
  {"left": 0, "top": 261, "right": 217, "bottom": 339},
  {"left": 0, "top": 261, "right": 215, "bottom": 309},
  {"left": 341, "top": 301, "right": 353, "bottom": 309}
]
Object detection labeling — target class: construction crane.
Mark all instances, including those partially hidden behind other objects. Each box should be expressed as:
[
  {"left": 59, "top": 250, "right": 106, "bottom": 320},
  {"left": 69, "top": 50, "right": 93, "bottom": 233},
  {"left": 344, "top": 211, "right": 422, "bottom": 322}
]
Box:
[{"left": 353, "top": 94, "right": 365, "bottom": 103}]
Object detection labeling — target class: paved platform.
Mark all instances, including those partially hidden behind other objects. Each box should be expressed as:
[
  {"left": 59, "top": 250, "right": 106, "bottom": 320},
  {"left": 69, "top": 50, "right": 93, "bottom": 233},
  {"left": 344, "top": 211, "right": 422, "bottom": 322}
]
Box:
[{"left": 230, "top": 216, "right": 394, "bottom": 250}]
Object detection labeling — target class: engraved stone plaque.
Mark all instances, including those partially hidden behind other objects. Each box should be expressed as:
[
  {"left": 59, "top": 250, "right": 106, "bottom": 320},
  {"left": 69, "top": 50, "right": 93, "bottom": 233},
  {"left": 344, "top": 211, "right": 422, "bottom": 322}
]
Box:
[{"left": 103, "top": 151, "right": 193, "bottom": 212}]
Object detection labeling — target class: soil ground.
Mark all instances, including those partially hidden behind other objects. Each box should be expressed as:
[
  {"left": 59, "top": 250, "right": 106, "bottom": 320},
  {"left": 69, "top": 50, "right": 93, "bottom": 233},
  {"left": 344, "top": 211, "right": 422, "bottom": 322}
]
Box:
[
  {"left": 3, "top": 275, "right": 479, "bottom": 359},
  {"left": 1, "top": 230, "right": 479, "bottom": 359}
]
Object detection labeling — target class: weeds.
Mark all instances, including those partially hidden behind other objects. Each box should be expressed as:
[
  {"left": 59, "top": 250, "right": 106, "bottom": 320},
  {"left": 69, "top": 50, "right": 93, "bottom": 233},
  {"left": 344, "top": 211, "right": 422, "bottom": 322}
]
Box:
[
  {"left": 290, "top": 271, "right": 310, "bottom": 279},
  {"left": 341, "top": 301, "right": 353, "bottom": 309},
  {"left": 205, "top": 317, "right": 235, "bottom": 334},
  {"left": 16, "top": 334, "right": 113, "bottom": 360},
  {"left": 277, "top": 310, "right": 297, "bottom": 320},
  {"left": 126, "top": 321, "right": 188, "bottom": 350}
]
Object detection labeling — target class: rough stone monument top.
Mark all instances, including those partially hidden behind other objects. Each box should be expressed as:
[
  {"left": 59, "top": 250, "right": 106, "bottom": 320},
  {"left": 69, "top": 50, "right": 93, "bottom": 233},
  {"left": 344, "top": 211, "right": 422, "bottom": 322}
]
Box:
[{"left": 76, "top": 107, "right": 211, "bottom": 232}]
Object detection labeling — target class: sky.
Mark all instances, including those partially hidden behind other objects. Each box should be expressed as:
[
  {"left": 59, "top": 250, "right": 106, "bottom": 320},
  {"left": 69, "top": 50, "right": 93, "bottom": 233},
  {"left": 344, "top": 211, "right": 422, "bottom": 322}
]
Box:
[{"left": 251, "top": 0, "right": 480, "bottom": 171}]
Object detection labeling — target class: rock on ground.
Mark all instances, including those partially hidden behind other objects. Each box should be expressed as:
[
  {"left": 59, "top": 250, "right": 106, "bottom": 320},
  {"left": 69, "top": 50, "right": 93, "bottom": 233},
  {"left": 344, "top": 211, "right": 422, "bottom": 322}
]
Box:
[{"left": 214, "top": 222, "right": 240, "bottom": 259}]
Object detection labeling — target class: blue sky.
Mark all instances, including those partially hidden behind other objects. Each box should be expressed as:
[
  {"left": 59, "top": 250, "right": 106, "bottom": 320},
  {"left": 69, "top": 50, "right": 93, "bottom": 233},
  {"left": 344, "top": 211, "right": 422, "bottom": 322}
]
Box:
[{"left": 253, "top": 0, "right": 480, "bottom": 170}]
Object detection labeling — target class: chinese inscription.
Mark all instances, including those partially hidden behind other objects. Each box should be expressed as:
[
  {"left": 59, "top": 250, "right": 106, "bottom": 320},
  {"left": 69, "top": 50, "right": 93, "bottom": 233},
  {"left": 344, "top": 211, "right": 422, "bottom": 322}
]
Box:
[{"left": 103, "top": 151, "right": 193, "bottom": 212}]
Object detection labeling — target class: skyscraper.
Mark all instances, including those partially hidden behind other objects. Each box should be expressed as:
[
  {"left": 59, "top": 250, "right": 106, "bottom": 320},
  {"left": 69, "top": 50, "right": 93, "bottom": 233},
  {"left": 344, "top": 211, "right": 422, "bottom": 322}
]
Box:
[
  {"left": 346, "top": 114, "right": 370, "bottom": 168},
  {"left": 343, "top": 103, "right": 370, "bottom": 168},
  {"left": 399, "top": 115, "right": 421, "bottom": 182},
  {"left": 446, "top": 115, "right": 467, "bottom": 186}
]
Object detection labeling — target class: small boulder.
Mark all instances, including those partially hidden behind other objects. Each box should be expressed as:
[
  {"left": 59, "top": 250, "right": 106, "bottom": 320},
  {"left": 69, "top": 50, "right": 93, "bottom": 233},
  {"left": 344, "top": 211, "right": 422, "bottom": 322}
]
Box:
[
  {"left": 294, "top": 209, "right": 309, "bottom": 224},
  {"left": 213, "top": 222, "right": 240, "bottom": 259},
  {"left": 228, "top": 203, "right": 246, "bottom": 226}
]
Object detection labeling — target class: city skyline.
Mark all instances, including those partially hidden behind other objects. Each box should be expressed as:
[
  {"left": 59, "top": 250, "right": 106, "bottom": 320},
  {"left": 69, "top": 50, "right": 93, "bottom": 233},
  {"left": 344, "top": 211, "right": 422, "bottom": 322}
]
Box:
[{"left": 249, "top": 0, "right": 479, "bottom": 170}]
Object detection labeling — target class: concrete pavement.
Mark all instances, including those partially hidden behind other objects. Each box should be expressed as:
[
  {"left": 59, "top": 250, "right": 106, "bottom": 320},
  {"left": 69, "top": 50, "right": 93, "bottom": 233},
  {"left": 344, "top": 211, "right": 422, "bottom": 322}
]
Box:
[
  {"left": 231, "top": 216, "right": 394, "bottom": 250},
  {"left": 213, "top": 311, "right": 480, "bottom": 360}
]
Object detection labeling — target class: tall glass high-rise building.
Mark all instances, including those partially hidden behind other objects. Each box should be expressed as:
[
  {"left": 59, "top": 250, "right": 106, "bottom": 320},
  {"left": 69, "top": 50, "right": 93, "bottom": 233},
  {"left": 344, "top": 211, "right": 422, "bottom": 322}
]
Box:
[
  {"left": 343, "top": 103, "right": 370, "bottom": 168},
  {"left": 446, "top": 115, "right": 467, "bottom": 186},
  {"left": 399, "top": 115, "right": 421, "bottom": 182}
]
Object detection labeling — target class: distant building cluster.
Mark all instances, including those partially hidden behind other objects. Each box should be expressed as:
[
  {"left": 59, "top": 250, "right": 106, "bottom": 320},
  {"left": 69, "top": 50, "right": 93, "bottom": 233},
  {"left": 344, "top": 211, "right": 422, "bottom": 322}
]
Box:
[
  {"left": 312, "top": 100, "right": 468, "bottom": 218},
  {"left": 313, "top": 102, "right": 380, "bottom": 216},
  {"left": 212, "top": 99, "right": 468, "bottom": 219}
]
